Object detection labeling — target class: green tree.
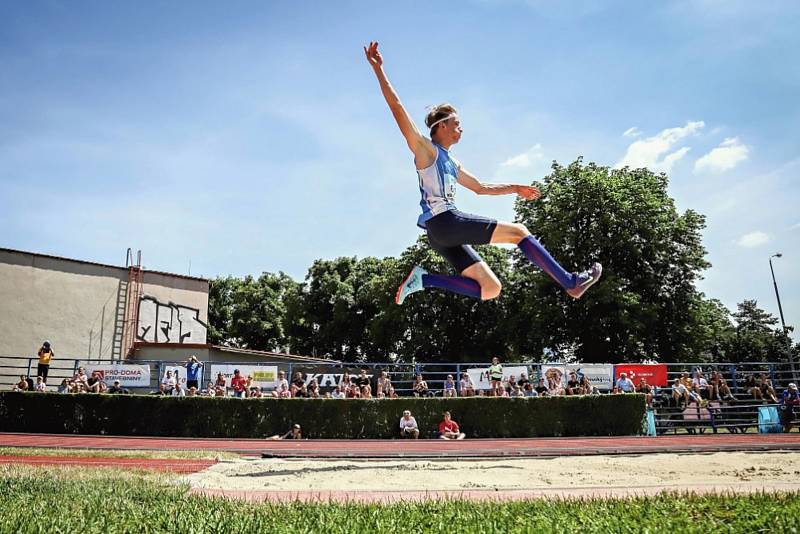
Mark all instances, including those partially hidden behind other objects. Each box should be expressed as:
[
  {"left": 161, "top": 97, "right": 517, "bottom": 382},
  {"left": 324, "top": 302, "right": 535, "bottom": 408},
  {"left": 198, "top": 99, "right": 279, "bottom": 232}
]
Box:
[
  {"left": 512, "top": 159, "right": 712, "bottom": 363},
  {"left": 721, "top": 300, "right": 790, "bottom": 363}
]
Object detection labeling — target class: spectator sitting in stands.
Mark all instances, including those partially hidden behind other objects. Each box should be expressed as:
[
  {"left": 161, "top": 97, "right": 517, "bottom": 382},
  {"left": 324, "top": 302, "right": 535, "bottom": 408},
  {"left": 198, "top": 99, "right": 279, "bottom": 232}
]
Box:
[
  {"left": 616, "top": 373, "right": 636, "bottom": 393},
  {"left": 535, "top": 378, "right": 549, "bottom": 396},
  {"left": 780, "top": 383, "right": 800, "bottom": 432},
  {"left": 505, "top": 375, "right": 516, "bottom": 396},
  {"left": 744, "top": 374, "right": 761, "bottom": 400},
  {"left": 692, "top": 369, "right": 709, "bottom": 400},
  {"left": 376, "top": 371, "right": 390, "bottom": 398},
  {"left": 307, "top": 378, "right": 320, "bottom": 398},
  {"left": 33, "top": 376, "right": 47, "bottom": 392},
  {"left": 709, "top": 370, "right": 735, "bottom": 402},
  {"left": 438, "top": 411, "right": 465, "bottom": 440},
  {"left": 524, "top": 383, "right": 538, "bottom": 397},
  {"left": 249, "top": 386, "right": 262, "bottom": 398},
  {"left": 412, "top": 374, "right": 431, "bottom": 397},
  {"left": 443, "top": 374, "right": 457, "bottom": 398},
  {"left": 384, "top": 381, "right": 398, "bottom": 399},
  {"left": 268, "top": 423, "right": 303, "bottom": 440},
  {"left": 356, "top": 369, "right": 371, "bottom": 390},
  {"left": 290, "top": 371, "right": 306, "bottom": 398},
  {"left": 231, "top": 369, "right": 248, "bottom": 398},
  {"left": 636, "top": 377, "right": 654, "bottom": 405},
  {"left": 671, "top": 378, "right": 699, "bottom": 407},
  {"left": 459, "top": 372, "right": 475, "bottom": 397},
  {"left": 108, "top": 380, "right": 129, "bottom": 394},
  {"left": 400, "top": 410, "right": 419, "bottom": 439},
  {"left": 580, "top": 375, "right": 598, "bottom": 395},
  {"left": 347, "top": 383, "right": 361, "bottom": 398},
  {"left": 161, "top": 370, "right": 176, "bottom": 394},
  {"left": 340, "top": 372, "right": 353, "bottom": 393},
  {"left": 172, "top": 382, "right": 186, "bottom": 397},
  {"left": 510, "top": 384, "right": 525, "bottom": 397},
  {"left": 57, "top": 378, "right": 71, "bottom": 394},
  {"left": 73, "top": 367, "right": 89, "bottom": 388},
  {"left": 86, "top": 371, "right": 102, "bottom": 393},
  {"left": 331, "top": 384, "right": 346, "bottom": 399},
  {"left": 187, "top": 386, "right": 198, "bottom": 397},
  {"left": 273, "top": 374, "right": 291, "bottom": 398},
  {"left": 758, "top": 373, "right": 779, "bottom": 403},
  {"left": 361, "top": 384, "right": 373, "bottom": 399},
  {"left": 565, "top": 371, "right": 580, "bottom": 395},
  {"left": 152, "top": 383, "right": 169, "bottom": 396},
  {"left": 517, "top": 372, "right": 530, "bottom": 391},
  {"left": 12, "top": 375, "right": 29, "bottom": 392},
  {"left": 215, "top": 372, "right": 227, "bottom": 392}
]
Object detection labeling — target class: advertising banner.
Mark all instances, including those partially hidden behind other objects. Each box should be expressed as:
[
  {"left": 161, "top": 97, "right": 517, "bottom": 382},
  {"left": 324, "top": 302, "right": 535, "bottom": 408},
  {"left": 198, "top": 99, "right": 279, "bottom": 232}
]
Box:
[
  {"left": 294, "top": 366, "right": 375, "bottom": 390},
  {"left": 565, "top": 364, "right": 614, "bottom": 390},
  {"left": 83, "top": 364, "right": 150, "bottom": 387},
  {"left": 466, "top": 366, "right": 530, "bottom": 391},
  {"left": 209, "top": 365, "right": 278, "bottom": 389},
  {"left": 614, "top": 364, "right": 669, "bottom": 387}
]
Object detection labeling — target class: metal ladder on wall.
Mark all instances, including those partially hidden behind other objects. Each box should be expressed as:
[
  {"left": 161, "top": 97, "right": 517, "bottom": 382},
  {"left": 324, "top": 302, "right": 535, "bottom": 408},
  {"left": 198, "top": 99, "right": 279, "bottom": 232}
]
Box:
[{"left": 121, "top": 249, "right": 143, "bottom": 360}]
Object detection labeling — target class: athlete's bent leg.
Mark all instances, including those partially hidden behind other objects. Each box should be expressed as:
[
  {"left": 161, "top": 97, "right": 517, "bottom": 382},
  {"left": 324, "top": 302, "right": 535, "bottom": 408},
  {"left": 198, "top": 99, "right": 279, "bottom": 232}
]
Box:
[
  {"left": 460, "top": 261, "right": 502, "bottom": 300},
  {"left": 490, "top": 221, "right": 602, "bottom": 298}
]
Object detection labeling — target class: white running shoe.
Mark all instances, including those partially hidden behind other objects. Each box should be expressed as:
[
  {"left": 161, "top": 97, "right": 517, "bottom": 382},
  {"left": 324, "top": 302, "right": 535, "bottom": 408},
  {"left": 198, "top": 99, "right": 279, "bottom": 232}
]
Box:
[
  {"left": 395, "top": 265, "right": 427, "bottom": 305},
  {"left": 566, "top": 262, "right": 602, "bottom": 299}
]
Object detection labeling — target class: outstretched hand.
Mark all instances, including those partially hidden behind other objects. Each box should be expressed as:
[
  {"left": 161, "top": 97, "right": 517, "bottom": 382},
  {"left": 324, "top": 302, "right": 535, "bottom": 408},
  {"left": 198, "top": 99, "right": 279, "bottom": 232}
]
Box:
[
  {"left": 516, "top": 185, "right": 541, "bottom": 200},
  {"left": 364, "top": 41, "right": 383, "bottom": 68}
]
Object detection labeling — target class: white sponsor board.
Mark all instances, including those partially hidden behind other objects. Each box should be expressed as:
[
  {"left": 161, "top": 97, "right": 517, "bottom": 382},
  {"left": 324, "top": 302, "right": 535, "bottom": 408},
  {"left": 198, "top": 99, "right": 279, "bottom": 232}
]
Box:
[
  {"left": 209, "top": 365, "right": 278, "bottom": 389},
  {"left": 162, "top": 365, "right": 204, "bottom": 388},
  {"left": 83, "top": 364, "right": 151, "bottom": 387},
  {"left": 467, "top": 366, "right": 530, "bottom": 391},
  {"left": 565, "top": 364, "right": 614, "bottom": 390}
]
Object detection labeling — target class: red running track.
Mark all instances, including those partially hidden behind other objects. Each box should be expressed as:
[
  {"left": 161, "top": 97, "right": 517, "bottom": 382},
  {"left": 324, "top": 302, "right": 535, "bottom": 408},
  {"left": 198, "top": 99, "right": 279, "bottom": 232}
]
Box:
[
  {"left": 2, "top": 432, "right": 800, "bottom": 458},
  {"left": 0, "top": 455, "right": 216, "bottom": 473}
]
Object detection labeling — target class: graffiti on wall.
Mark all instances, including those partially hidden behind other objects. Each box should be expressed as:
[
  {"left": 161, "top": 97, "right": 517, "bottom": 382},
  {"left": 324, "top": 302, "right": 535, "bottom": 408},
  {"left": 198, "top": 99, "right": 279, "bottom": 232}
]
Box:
[{"left": 137, "top": 296, "right": 208, "bottom": 344}]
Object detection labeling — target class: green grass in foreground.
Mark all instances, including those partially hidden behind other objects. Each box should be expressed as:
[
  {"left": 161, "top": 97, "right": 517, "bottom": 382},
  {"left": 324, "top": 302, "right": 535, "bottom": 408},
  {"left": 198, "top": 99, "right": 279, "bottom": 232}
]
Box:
[
  {"left": 0, "top": 447, "right": 239, "bottom": 460},
  {"left": 0, "top": 466, "right": 798, "bottom": 533}
]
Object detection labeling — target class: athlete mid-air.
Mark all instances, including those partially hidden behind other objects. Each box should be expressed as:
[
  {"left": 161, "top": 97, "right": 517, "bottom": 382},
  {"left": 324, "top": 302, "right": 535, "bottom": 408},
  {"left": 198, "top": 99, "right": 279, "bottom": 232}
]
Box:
[{"left": 364, "top": 41, "right": 601, "bottom": 305}]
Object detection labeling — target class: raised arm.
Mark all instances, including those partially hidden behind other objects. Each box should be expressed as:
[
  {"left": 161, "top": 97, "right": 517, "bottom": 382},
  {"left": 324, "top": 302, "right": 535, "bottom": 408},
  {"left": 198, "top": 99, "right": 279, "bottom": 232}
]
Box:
[
  {"left": 457, "top": 166, "right": 541, "bottom": 199},
  {"left": 364, "top": 41, "right": 435, "bottom": 168}
]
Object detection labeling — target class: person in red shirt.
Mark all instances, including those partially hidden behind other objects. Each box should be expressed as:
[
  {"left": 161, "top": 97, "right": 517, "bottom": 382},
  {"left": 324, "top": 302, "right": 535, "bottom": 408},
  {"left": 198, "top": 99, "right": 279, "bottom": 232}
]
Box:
[
  {"left": 438, "top": 411, "right": 465, "bottom": 440},
  {"left": 230, "top": 369, "right": 248, "bottom": 398}
]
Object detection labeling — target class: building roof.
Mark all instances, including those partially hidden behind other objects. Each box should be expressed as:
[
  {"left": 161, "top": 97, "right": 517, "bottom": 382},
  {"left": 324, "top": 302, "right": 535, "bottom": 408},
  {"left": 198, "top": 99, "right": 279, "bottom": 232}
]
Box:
[
  {"left": 0, "top": 246, "right": 209, "bottom": 283},
  {"left": 133, "top": 342, "right": 339, "bottom": 364}
]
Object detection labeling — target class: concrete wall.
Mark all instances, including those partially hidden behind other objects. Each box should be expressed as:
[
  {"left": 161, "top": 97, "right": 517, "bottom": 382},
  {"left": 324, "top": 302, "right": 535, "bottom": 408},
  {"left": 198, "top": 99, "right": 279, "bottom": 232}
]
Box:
[{"left": 0, "top": 249, "right": 209, "bottom": 366}]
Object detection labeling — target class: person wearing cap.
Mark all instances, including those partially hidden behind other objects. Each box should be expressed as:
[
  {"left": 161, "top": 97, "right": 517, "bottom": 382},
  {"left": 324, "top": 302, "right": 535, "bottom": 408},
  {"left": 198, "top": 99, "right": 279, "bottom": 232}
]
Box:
[
  {"left": 268, "top": 424, "right": 303, "bottom": 440},
  {"left": 365, "top": 42, "right": 601, "bottom": 307},
  {"left": 36, "top": 341, "right": 54, "bottom": 383},
  {"left": 399, "top": 410, "right": 419, "bottom": 439},
  {"left": 108, "top": 380, "right": 129, "bottom": 394},
  {"left": 780, "top": 383, "right": 800, "bottom": 432}
]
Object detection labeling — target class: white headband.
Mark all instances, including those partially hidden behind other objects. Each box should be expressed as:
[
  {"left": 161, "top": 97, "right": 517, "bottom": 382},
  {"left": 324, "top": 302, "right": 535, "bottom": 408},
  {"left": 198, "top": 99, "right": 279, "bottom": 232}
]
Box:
[{"left": 428, "top": 113, "right": 457, "bottom": 131}]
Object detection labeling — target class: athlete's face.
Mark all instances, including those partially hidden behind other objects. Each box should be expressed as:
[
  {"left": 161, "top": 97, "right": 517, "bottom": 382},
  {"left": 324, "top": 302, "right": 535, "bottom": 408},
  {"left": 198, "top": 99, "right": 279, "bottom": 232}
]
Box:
[{"left": 439, "top": 117, "right": 462, "bottom": 144}]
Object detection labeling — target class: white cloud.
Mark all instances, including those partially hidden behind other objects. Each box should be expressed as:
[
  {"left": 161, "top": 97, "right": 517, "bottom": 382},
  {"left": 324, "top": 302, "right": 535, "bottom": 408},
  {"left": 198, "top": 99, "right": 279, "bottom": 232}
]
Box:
[
  {"left": 500, "top": 144, "right": 543, "bottom": 168},
  {"left": 736, "top": 231, "right": 770, "bottom": 248},
  {"left": 694, "top": 137, "right": 750, "bottom": 174},
  {"left": 616, "top": 120, "right": 704, "bottom": 173},
  {"left": 622, "top": 127, "right": 641, "bottom": 138}
]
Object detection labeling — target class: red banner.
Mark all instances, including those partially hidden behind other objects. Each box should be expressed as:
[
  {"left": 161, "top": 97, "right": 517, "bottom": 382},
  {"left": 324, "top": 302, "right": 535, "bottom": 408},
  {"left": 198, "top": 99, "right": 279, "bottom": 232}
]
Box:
[{"left": 614, "top": 364, "right": 669, "bottom": 387}]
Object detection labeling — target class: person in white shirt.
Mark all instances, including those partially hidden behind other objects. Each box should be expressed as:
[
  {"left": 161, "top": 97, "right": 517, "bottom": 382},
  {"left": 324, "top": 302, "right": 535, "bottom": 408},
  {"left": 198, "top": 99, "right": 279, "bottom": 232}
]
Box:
[
  {"left": 172, "top": 382, "right": 186, "bottom": 397},
  {"left": 616, "top": 373, "right": 636, "bottom": 393},
  {"left": 399, "top": 410, "right": 419, "bottom": 439},
  {"left": 692, "top": 370, "right": 709, "bottom": 400},
  {"left": 161, "top": 370, "right": 177, "bottom": 393},
  {"left": 331, "top": 385, "right": 346, "bottom": 399},
  {"left": 459, "top": 372, "right": 475, "bottom": 397}
]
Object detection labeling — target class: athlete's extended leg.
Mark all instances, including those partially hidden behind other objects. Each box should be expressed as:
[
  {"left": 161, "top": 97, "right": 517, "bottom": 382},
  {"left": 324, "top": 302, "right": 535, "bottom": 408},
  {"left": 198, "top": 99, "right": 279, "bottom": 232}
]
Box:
[
  {"left": 491, "top": 222, "right": 602, "bottom": 299},
  {"left": 395, "top": 258, "right": 500, "bottom": 304}
]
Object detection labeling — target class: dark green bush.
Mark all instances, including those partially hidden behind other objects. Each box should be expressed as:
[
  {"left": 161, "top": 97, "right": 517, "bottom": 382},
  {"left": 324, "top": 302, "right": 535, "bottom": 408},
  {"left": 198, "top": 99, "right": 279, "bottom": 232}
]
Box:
[{"left": 0, "top": 392, "right": 645, "bottom": 438}]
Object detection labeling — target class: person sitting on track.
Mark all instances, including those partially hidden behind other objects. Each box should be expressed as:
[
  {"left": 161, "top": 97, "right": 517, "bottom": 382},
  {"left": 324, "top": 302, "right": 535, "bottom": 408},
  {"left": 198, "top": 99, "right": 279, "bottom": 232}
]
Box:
[
  {"left": 438, "top": 411, "right": 466, "bottom": 440},
  {"left": 400, "top": 410, "right": 420, "bottom": 439},
  {"left": 268, "top": 423, "right": 303, "bottom": 440},
  {"left": 364, "top": 41, "right": 601, "bottom": 306}
]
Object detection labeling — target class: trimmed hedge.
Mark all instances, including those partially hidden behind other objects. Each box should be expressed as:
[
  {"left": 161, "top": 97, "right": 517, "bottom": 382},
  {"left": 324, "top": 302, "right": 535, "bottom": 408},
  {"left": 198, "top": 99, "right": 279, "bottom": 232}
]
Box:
[{"left": 0, "top": 392, "right": 645, "bottom": 439}]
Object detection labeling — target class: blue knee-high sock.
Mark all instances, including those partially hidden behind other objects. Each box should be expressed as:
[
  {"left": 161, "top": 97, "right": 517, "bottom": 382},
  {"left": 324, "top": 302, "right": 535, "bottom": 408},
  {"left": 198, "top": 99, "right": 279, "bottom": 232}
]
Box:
[
  {"left": 421, "top": 273, "right": 482, "bottom": 299},
  {"left": 517, "top": 235, "right": 575, "bottom": 289}
]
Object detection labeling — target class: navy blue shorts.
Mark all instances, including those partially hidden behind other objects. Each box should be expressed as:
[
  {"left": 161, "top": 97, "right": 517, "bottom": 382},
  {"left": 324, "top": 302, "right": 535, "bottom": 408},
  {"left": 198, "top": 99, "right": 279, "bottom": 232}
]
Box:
[{"left": 425, "top": 209, "right": 497, "bottom": 273}]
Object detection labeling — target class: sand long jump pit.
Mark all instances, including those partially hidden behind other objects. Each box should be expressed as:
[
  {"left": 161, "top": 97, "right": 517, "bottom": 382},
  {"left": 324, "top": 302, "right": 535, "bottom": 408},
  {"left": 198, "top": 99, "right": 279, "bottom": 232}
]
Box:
[{"left": 186, "top": 451, "right": 800, "bottom": 503}]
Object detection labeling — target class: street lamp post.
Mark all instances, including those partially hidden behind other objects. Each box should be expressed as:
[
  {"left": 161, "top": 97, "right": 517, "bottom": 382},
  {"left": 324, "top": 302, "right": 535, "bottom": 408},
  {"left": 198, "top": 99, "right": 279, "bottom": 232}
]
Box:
[{"left": 769, "top": 253, "right": 796, "bottom": 381}]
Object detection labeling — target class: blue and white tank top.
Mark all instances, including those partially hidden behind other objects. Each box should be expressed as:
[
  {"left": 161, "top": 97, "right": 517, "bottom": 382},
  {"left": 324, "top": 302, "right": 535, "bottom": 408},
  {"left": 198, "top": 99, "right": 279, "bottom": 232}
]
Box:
[{"left": 416, "top": 143, "right": 460, "bottom": 228}]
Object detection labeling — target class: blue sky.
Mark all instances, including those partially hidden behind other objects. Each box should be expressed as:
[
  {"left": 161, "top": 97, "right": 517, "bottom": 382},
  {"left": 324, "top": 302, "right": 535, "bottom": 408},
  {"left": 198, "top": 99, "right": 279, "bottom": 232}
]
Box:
[{"left": 1, "top": 1, "right": 798, "bottom": 336}]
